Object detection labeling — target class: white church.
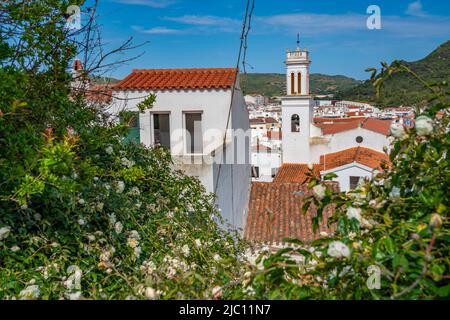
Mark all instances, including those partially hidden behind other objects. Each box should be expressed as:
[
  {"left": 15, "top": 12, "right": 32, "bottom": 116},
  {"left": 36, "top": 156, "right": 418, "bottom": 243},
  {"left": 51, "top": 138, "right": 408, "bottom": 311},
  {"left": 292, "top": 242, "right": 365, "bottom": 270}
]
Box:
[{"left": 278, "top": 44, "right": 391, "bottom": 191}]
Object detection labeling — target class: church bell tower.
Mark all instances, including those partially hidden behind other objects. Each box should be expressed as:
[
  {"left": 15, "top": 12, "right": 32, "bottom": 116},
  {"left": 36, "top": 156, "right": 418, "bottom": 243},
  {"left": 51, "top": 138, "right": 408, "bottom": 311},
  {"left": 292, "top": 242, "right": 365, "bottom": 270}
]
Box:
[{"left": 281, "top": 35, "right": 314, "bottom": 164}]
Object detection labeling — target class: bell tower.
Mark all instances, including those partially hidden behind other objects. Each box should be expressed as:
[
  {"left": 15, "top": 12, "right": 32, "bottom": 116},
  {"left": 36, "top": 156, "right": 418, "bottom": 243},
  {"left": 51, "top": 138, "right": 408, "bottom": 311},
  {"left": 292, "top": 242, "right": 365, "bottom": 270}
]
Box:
[{"left": 281, "top": 35, "right": 314, "bottom": 164}]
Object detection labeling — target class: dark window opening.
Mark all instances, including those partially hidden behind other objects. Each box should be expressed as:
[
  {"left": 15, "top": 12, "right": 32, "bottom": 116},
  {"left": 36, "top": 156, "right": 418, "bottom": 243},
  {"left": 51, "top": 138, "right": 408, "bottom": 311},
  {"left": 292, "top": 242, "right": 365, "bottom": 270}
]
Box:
[
  {"left": 291, "top": 114, "right": 300, "bottom": 132},
  {"left": 153, "top": 113, "right": 171, "bottom": 150},
  {"left": 356, "top": 136, "right": 364, "bottom": 144},
  {"left": 350, "top": 176, "right": 361, "bottom": 190},
  {"left": 185, "top": 113, "right": 203, "bottom": 154}
]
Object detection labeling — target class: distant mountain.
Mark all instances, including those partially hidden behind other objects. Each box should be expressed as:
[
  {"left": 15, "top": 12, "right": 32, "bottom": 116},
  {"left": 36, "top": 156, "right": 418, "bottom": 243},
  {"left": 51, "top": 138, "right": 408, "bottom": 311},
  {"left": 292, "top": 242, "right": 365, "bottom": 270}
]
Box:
[
  {"left": 241, "top": 73, "right": 361, "bottom": 98},
  {"left": 91, "top": 76, "right": 120, "bottom": 85},
  {"left": 336, "top": 40, "right": 450, "bottom": 106}
]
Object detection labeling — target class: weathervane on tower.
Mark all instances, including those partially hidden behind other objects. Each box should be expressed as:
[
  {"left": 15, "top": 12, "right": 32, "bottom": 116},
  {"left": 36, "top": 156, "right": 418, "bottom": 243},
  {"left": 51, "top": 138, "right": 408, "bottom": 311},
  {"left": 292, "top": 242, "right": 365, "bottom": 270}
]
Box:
[{"left": 296, "top": 33, "right": 300, "bottom": 49}]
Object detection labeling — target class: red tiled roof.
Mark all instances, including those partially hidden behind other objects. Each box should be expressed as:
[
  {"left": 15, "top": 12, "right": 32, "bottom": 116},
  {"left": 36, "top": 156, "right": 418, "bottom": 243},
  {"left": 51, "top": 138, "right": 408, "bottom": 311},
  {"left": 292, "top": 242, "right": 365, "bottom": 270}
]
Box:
[
  {"left": 314, "top": 117, "right": 365, "bottom": 123},
  {"left": 73, "top": 59, "right": 83, "bottom": 71},
  {"left": 362, "top": 118, "right": 391, "bottom": 136},
  {"left": 315, "top": 117, "right": 392, "bottom": 136},
  {"left": 316, "top": 121, "right": 360, "bottom": 135},
  {"left": 273, "top": 163, "right": 321, "bottom": 184},
  {"left": 320, "top": 147, "right": 390, "bottom": 171},
  {"left": 85, "top": 84, "right": 113, "bottom": 103},
  {"left": 265, "top": 131, "right": 282, "bottom": 140},
  {"left": 113, "top": 68, "right": 238, "bottom": 91},
  {"left": 244, "top": 183, "right": 337, "bottom": 244}
]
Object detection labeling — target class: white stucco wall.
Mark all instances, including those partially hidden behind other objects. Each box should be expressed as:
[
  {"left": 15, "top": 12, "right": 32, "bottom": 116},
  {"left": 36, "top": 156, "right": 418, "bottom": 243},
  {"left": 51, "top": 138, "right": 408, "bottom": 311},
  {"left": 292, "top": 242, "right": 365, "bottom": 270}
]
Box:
[
  {"left": 281, "top": 96, "right": 314, "bottom": 163},
  {"left": 310, "top": 128, "right": 389, "bottom": 163},
  {"left": 251, "top": 151, "right": 281, "bottom": 180},
  {"left": 321, "top": 163, "right": 374, "bottom": 192},
  {"left": 110, "top": 82, "right": 250, "bottom": 231}
]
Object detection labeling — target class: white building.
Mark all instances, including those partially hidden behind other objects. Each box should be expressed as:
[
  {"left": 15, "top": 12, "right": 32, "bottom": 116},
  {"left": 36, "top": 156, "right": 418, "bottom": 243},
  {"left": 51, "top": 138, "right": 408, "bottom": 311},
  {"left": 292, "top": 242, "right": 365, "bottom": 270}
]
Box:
[
  {"left": 110, "top": 68, "right": 251, "bottom": 230},
  {"left": 278, "top": 45, "right": 392, "bottom": 190}
]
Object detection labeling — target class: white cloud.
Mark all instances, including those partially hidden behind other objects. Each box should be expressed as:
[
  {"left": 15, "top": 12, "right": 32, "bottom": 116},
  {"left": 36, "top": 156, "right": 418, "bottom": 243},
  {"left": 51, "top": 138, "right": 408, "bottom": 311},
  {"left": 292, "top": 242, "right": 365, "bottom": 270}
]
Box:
[
  {"left": 254, "top": 12, "right": 450, "bottom": 38},
  {"left": 162, "top": 15, "right": 240, "bottom": 27},
  {"left": 112, "top": 0, "right": 176, "bottom": 8},
  {"left": 406, "top": 1, "right": 428, "bottom": 17},
  {"left": 131, "top": 26, "right": 184, "bottom": 34}
]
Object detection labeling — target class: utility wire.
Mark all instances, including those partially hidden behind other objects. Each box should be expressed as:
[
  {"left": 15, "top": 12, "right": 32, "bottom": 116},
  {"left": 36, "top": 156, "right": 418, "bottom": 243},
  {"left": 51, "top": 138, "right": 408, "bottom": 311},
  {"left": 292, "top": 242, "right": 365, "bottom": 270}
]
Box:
[{"left": 213, "top": 0, "right": 255, "bottom": 204}]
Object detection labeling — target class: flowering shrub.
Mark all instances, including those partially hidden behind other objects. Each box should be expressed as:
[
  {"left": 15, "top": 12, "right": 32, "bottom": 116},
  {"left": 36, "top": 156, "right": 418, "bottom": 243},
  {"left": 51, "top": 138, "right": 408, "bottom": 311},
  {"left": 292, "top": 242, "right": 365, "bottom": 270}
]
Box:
[
  {"left": 0, "top": 1, "right": 248, "bottom": 300},
  {"left": 233, "top": 63, "right": 449, "bottom": 300}
]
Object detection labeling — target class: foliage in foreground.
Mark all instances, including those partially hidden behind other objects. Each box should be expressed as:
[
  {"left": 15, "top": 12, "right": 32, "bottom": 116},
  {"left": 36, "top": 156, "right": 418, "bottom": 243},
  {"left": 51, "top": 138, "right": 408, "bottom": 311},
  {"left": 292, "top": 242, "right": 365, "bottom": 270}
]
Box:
[{"left": 0, "top": 0, "right": 248, "bottom": 300}]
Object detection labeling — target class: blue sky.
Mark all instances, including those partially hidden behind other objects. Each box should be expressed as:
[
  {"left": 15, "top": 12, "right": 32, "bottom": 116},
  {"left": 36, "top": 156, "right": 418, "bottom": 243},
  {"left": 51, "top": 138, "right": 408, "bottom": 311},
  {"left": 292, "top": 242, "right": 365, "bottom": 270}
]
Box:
[{"left": 90, "top": 0, "right": 450, "bottom": 80}]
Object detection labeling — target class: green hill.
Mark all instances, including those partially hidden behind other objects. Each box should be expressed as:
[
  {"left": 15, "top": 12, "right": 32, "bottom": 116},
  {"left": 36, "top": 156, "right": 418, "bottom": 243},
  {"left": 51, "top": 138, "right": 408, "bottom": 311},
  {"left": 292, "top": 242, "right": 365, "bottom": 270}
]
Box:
[
  {"left": 336, "top": 40, "right": 450, "bottom": 106},
  {"left": 240, "top": 73, "right": 361, "bottom": 98}
]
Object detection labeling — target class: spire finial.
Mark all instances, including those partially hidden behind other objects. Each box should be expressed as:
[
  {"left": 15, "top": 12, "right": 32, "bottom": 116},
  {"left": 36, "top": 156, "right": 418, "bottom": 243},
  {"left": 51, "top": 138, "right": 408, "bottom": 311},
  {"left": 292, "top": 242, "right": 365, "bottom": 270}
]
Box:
[{"left": 296, "top": 33, "right": 300, "bottom": 48}]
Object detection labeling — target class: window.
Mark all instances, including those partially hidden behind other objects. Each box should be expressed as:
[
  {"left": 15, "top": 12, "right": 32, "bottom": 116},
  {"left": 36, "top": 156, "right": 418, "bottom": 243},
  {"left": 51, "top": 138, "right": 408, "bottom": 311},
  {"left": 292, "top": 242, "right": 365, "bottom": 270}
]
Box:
[
  {"left": 251, "top": 166, "right": 259, "bottom": 178},
  {"left": 290, "top": 72, "right": 295, "bottom": 95},
  {"left": 291, "top": 114, "right": 300, "bottom": 132},
  {"left": 185, "top": 112, "right": 203, "bottom": 154},
  {"left": 356, "top": 136, "right": 364, "bottom": 144},
  {"left": 349, "top": 176, "right": 361, "bottom": 190},
  {"left": 153, "top": 113, "right": 171, "bottom": 149},
  {"left": 122, "top": 112, "right": 140, "bottom": 144},
  {"left": 298, "top": 72, "right": 302, "bottom": 95}
]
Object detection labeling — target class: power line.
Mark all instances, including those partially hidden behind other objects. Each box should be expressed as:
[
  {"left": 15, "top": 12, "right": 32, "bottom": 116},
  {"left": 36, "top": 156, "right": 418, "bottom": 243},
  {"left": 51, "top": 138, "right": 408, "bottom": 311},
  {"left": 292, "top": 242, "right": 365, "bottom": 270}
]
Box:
[{"left": 213, "top": 0, "right": 255, "bottom": 208}]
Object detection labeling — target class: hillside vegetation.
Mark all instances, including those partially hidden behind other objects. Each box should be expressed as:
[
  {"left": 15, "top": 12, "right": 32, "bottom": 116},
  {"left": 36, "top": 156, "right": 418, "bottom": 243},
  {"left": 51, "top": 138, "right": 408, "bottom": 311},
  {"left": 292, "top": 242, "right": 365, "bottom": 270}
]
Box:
[
  {"left": 240, "top": 73, "right": 361, "bottom": 98},
  {"left": 337, "top": 41, "right": 450, "bottom": 106}
]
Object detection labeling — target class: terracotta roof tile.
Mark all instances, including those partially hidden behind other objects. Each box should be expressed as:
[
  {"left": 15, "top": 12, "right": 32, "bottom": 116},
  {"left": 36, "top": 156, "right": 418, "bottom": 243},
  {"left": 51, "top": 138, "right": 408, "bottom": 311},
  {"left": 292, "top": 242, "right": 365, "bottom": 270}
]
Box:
[
  {"left": 273, "top": 163, "right": 321, "bottom": 184},
  {"left": 85, "top": 84, "right": 113, "bottom": 103},
  {"left": 320, "top": 147, "right": 390, "bottom": 171},
  {"left": 315, "top": 117, "right": 392, "bottom": 136},
  {"left": 113, "top": 68, "right": 238, "bottom": 91},
  {"left": 265, "top": 131, "right": 282, "bottom": 140},
  {"left": 244, "top": 183, "right": 336, "bottom": 244}
]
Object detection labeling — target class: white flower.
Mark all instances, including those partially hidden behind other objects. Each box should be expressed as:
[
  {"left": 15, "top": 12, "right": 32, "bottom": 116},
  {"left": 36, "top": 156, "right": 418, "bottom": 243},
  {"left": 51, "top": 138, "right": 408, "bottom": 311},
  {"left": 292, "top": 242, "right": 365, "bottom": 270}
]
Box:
[
  {"left": 128, "top": 187, "right": 141, "bottom": 196},
  {"left": 327, "top": 241, "right": 351, "bottom": 259},
  {"left": 114, "top": 222, "right": 123, "bottom": 234},
  {"left": 10, "top": 245, "right": 20, "bottom": 252},
  {"left": 213, "top": 254, "right": 221, "bottom": 261},
  {"left": 78, "top": 198, "right": 85, "bottom": 205},
  {"left": 19, "top": 285, "right": 40, "bottom": 300},
  {"left": 181, "top": 244, "right": 190, "bottom": 257},
  {"left": 96, "top": 202, "right": 104, "bottom": 211},
  {"left": 144, "top": 287, "right": 159, "bottom": 300},
  {"left": 108, "top": 213, "right": 117, "bottom": 225},
  {"left": 78, "top": 218, "right": 86, "bottom": 226},
  {"left": 0, "top": 226, "right": 11, "bottom": 240},
  {"left": 121, "top": 157, "right": 135, "bottom": 168},
  {"left": 105, "top": 145, "right": 114, "bottom": 155},
  {"left": 66, "top": 291, "right": 82, "bottom": 300},
  {"left": 312, "top": 184, "right": 326, "bottom": 200},
  {"left": 115, "top": 181, "right": 125, "bottom": 194},
  {"left": 129, "top": 230, "right": 140, "bottom": 240},
  {"left": 320, "top": 231, "right": 329, "bottom": 237},
  {"left": 212, "top": 286, "right": 222, "bottom": 299},
  {"left": 134, "top": 246, "right": 142, "bottom": 257},
  {"left": 20, "top": 204, "right": 28, "bottom": 210},
  {"left": 390, "top": 122, "right": 406, "bottom": 139},
  {"left": 346, "top": 207, "right": 362, "bottom": 224},
  {"left": 127, "top": 238, "right": 138, "bottom": 249},
  {"left": 307, "top": 162, "right": 313, "bottom": 170},
  {"left": 86, "top": 234, "right": 96, "bottom": 242},
  {"left": 33, "top": 213, "right": 42, "bottom": 221},
  {"left": 93, "top": 177, "right": 99, "bottom": 182},
  {"left": 194, "top": 239, "right": 202, "bottom": 248},
  {"left": 415, "top": 115, "right": 433, "bottom": 136},
  {"left": 389, "top": 187, "right": 401, "bottom": 199}
]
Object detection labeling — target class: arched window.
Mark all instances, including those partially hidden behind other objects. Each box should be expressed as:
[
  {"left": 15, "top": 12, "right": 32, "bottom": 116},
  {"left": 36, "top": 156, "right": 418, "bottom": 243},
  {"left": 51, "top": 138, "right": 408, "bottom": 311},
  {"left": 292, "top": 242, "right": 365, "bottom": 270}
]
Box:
[
  {"left": 298, "top": 72, "right": 302, "bottom": 95},
  {"left": 291, "top": 114, "right": 300, "bottom": 132},
  {"left": 290, "top": 72, "right": 295, "bottom": 95}
]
